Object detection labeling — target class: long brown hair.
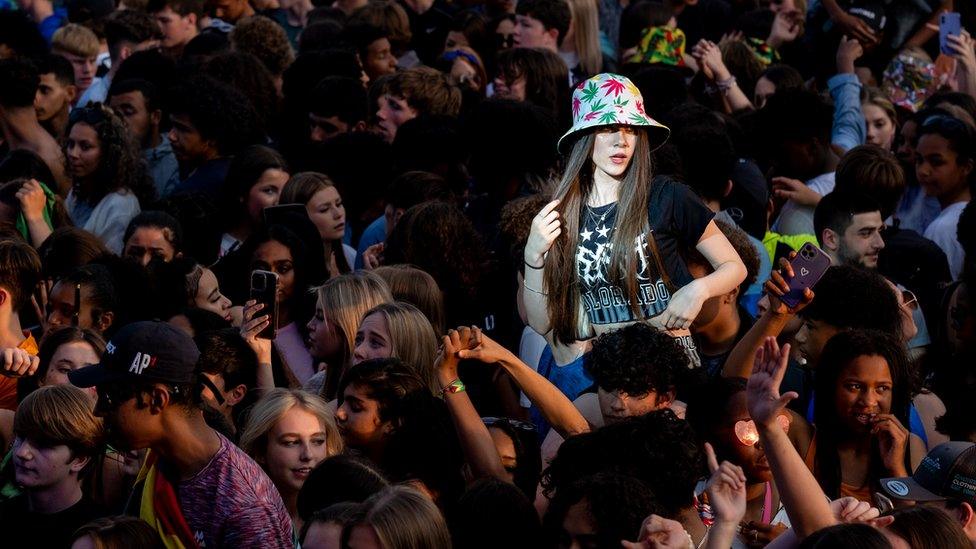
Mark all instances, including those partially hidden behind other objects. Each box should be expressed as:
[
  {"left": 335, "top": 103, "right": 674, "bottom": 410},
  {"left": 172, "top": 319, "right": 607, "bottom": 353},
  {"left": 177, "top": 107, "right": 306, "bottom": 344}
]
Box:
[
  {"left": 280, "top": 171, "right": 351, "bottom": 275},
  {"left": 544, "top": 130, "right": 663, "bottom": 345}
]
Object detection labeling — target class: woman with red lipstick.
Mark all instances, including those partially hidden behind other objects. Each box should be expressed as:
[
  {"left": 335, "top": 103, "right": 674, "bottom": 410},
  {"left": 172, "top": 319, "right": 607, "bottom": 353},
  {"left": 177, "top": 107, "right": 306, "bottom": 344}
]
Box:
[
  {"left": 63, "top": 104, "right": 154, "bottom": 255},
  {"left": 240, "top": 389, "right": 343, "bottom": 533},
  {"left": 807, "top": 330, "right": 925, "bottom": 503},
  {"left": 280, "top": 172, "right": 356, "bottom": 278},
  {"left": 523, "top": 73, "right": 746, "bottom": 365}
]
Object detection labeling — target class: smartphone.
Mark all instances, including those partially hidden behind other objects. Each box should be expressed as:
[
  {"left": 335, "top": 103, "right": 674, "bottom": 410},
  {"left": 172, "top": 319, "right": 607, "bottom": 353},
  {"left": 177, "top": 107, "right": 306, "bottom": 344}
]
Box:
[
  {"left": 941, "top": 12, "right": 962, "bottom": 55},
  {"left": 249, "top": 270, "right": 279, "bottom": 340},
  {"left": 780, "top": 243, "right": 831, "bottom": 309},
  {"left": 263, "top": 203, "right": 308, "bottom": 226}
]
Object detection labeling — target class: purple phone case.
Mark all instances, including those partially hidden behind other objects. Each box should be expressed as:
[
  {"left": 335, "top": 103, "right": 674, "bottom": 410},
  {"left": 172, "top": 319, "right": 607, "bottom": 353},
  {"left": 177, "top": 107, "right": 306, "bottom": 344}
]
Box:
[
  {"left": 780, "top": 244, "right": 831, "bottom": 309},
  {"left": 941, "top": 12, "right": 961, "bottom": 55}
]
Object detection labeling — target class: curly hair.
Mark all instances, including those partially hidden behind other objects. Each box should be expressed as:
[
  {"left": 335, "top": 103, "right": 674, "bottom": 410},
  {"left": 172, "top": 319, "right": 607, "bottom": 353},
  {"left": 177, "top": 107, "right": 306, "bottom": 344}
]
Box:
[
  {"left": 541, "top": 409, "right": 702, "bottom": 516},
  {"left": 543, "top": 473, "right": 663, "bottom": 548},
  {"left": 230, "top": 15, "right": 295, "bottom": 76},
  {"left": 166, "top": 75, "right": 264, "bottom": 156},
  {"left": 585, "top": 323, "right": 687, "bottom": 398},
  {"left": 383, "top": 200, "right": 487, "bottom": 304},
  {"left": 203, "top": 51, "right": 280, "bottom": 137},
  {"left": 65, "top": 103, "right": 155, "bottom": 207}
]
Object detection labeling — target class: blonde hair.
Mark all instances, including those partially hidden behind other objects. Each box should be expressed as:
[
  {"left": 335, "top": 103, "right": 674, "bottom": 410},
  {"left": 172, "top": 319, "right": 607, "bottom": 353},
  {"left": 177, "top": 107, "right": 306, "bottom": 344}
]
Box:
[
  {"left": 347, "top": 485, "right": 451, "bottom": 549},
  {"left": 372, "top": 265, "right": 445, "bottom": 335},
  {"left": 315, "top": 272, "right": 394, "bottom": 399},
  {"left": 565, "top": 0, "right": 602, "bottom": 78},
  {"left": 14, "top": 385, "right": 102, "bottom": 463},
  {"left": 52, "top": 24, "right": 100, "bottom": 58},
  {"left": 360, "top": 302, "right": 439, "bottom": 396},
  {"left": 861, "top": 87, "right": 898, "bottom": 127},
  {"left": 239, "top": 388, "right": 344, "bottom": 463}
]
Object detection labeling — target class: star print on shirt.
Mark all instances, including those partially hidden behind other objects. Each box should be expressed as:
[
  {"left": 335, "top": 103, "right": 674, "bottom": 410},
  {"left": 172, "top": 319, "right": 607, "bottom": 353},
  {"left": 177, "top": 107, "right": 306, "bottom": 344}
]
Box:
[
  {"left": 596, "top": 225, "right": 610, "bottom": 239},
  {"left": 580, "top": 228, "right": 593, "bottom": 242}
]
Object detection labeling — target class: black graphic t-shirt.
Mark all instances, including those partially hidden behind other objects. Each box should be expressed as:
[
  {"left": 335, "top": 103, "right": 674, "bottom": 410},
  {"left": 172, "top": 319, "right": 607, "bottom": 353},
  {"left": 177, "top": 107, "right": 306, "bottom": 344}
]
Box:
[{"left": 576, "top": 177, "right": 714, "bottom": 326}]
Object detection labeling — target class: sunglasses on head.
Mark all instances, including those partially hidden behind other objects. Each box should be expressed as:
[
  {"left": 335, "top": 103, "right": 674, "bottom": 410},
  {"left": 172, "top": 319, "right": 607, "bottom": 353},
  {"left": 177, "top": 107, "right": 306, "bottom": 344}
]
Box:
[
  {"left": 733, "top": 414, "right": 790, "bottom": 446},
  {"left": 901, "top": 289, "right": 918, "bottom": 311}
]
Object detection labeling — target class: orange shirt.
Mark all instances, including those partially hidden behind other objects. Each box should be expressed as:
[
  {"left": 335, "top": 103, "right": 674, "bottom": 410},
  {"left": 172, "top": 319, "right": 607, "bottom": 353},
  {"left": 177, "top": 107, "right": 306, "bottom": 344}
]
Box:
[
  {"left": 804, "top": 433, "right": 876, "bottom": 504},
  {"left": 0, "top": 333, "right": 39, "bottom": 411}
]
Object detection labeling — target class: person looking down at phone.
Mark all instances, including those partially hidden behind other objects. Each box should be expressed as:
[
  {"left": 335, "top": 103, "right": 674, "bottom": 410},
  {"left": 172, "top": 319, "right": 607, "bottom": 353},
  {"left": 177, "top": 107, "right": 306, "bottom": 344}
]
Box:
[
  {"left": 523, "top": 74, "right": 747, "bottom": 366},
  {"left": 813, "top": 190, "right": 886, "bottom": 270}
]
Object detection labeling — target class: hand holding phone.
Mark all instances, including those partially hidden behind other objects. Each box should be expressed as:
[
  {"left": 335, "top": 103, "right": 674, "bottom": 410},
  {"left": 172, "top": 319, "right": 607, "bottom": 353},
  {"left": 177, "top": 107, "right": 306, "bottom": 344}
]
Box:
[
  {"left": 765, "top": 243, "right": 831, "bottom": 312},
  {"left": 941, "top": 12, "right": 962, "bottom": 55},
  {"left": 249, "top": 270, "right": 279, "bottom": 340}
]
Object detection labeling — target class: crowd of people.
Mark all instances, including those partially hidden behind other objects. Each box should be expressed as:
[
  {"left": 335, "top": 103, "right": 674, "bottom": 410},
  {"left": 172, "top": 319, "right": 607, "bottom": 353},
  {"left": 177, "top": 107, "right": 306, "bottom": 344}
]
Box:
[{"left": 0, "top": 0, "right": 975, "bottom": 546}]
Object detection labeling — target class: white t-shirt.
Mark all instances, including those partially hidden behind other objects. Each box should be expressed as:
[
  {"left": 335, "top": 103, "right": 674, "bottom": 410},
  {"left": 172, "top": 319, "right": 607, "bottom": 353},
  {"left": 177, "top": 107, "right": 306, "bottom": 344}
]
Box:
[
  {"left": 924, "top": 201, "right": 968, "bottom": 280},
  {"left": 772, "top": 172, "right": 836, "bottom": 236}
]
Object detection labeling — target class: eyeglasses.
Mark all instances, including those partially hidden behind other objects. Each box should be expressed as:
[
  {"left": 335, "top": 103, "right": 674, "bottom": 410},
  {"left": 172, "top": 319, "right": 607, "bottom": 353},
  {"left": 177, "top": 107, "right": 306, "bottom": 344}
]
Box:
[
  {"left": 733, "top": 414, "right": 790, "bottom": 446},
  {"left": 901, "top": 289, "right": 918, "bottom": 311}
]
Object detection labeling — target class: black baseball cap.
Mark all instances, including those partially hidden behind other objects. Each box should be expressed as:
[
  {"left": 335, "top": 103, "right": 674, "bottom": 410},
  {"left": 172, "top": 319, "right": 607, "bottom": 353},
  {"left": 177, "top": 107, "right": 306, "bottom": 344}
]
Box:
[
  {"left": 880, "top": 442, "right": 976, "bottom": 505},
  {"left": 69, "top": 321, "right": 201, "bottom": 388}
]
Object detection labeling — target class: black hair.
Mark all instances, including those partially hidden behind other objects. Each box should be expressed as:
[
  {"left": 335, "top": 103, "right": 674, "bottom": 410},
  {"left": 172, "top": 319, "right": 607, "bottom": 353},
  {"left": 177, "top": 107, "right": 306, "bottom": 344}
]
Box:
[
  {"left": 799, "top": 523, "right": 892, "bottom": 549},
  {"left": 758, "top": 88, "right": 833, "bottom": 143},
  {"left": 0, "top": 58, "right": 39, "bottom": 109},
  {"left": 384, "top": 171, "right": 452, "bottom": 211},
  {"left": 493, "top": 49, "right": 571, "bottom": 129},
  {"left": 203, "top": 51, "right": 279, "bottom": 135},
  {"left": 392, "top": 115, "right": 468, "bottom": 196},
  {"left": 283, "top": 50, "right": 364, "bottom": 107},
  {"left": 166, "top": 75, "right": 264, "bottom": 156},
  {"left": 685, "top": 376, "right": 748, "bottom": 456},
  {"left": 300, "top": 502, "right": 360, "bottom": 545},
  {"left": 813, "top": 190, "right": 883, "bottom": 246},
  {"left": 310, "top": 76, "right": 368, "bottom": 126},
  {"left": 0, "top": 11, "right": 47, "bottom": 59},
  {"left": 927, "top": 91, "right": 976, "bottom": 124},
  {"left": 123, "top": 210, "right": 183, "bottom": 254},
  {"left": 172, "top": 306, "right": 232, "bottom": 336},
  {"left": 585, "top": 322, "right": 686, "bottom": 397},
  {"left": 450, "top": 478, "right": 544, "bottom": 548},
  {"left": 181, "top": 28, "right": 230, "bottom": 60},
  {"left": 543, "top": 473, "right": 664, "bottom": 547},
  {"left": 298, "top": 20, "right": 347, "bottom": 54},
  {"left": 916, "top": 113, "right": 976, "bottom": 185},
  {"left": 960, "top": 201, "right": 976, "bottom": 279},
  {"left": 108, "top": 78, "right": 161, "bottom": 114},
  {"left": 241, "top": 223, "right": 323, "bottom": 330},
  {"left": 340, "top": 21, "right": 389, "bottom": 62},
  {"left": 218, "top": 144, "right": 289, "bottom": 232},
  {"left": 37, "top": 227, "right": 112, "bottom": 282},
  {"left": 626, "top": 66, "right": 691, "bottom": 121},
  {"left": 59, "top": 263, "right": 120, "bottom": 333},
  {"left": 462, "top": 99, "right": 560, "bottom": 197},
  {"left": 149, "top": 256, "right": 208, "bottom": 319},
  {"left": 670, "top": 123, "right": 736, "bottom": 202},
  {"left": 515, "top": 0, "right": 571, "bottom": 46},
  {"left": 296, "top": 454, "right": 388, "bottom": 521},
  {"left": 103, "top": 9, "right": 161, "bottom": 59},
  {"left": 147, "top": 0, "right": 204, "bottom": 16},
  {"left": 152, "top": 191, "right": 221, "bottom": 266},
  {"left": 337, "top": 357, "right": 428, "bottom": 423},
  {"left": 0, "top": 149, "right": 57, "bottom": 189},
  {"left": 196, "top": 327, "right": 258, "bottom": 429},
  {"left": 758, "top": 64, "right": 805, "bottom": 92},
  {"left": 541, "top": 409, "right": 701, "bottom": 516},
  {"left": 484, "top": 417, "right": 542, "bottom": 499},
  {"left": 799, "top": 266, "right": 902, "bottom": 336},
  {"left": 618, "top": 1, "right": 674, "bottom": 53},
  {"left": 33, "top": 54, "right": 76, "bottom": 87},
  {"left": 813, "top": 330, "right": 914, "bottom": 499},
  {"left": 886, "top": 505, "right": 972, "bottom": 549},
  {"left": 112, "top": 50, "right": 178, "bottom": 100}
]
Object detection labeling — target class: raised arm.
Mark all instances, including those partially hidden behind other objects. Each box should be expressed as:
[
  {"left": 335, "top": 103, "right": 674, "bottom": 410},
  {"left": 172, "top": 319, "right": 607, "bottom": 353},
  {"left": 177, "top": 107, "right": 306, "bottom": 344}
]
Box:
[
  {"left": 722, "top": 255, "right": 813, "bottom": 379},
  {"left": 830, "top": 36, "right": 866, "bottom": 152},
  {"left": 692, "top": 40, "right": 754, "bottom": 114},
  {"left": 522, "top": 199, "right": 562, "bottom": 336},
  {"left": 747, "top": 337, "right": 834, "bottom": 538},
  {"left": 458, "top": 327, "right": 590, "bottom": 438},
  {"left": 437, "top": 327, "right": 508, "bottom": 481}
]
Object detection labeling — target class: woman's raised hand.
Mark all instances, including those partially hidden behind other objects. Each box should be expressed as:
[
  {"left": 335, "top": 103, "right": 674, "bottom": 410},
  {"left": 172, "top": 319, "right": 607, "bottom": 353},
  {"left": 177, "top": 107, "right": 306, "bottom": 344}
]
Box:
[
  {"left": 764, "top": 253, "right": 814, "bottom": 316},
  {"left": 872, "top": 413, "right": 910, "bottom": 475},
  {"left": 240, "top": 299, "right": 273, "bottom": 364},
  {"left": 436, "top": 326, "right": 478, "bottom": 383},
  {"left": 524, "top": 199, "right": 561, "bottom": 269},
  {"left": 746, "top": 337, "right": 798, "bottom": 430},
  {"left": 455, "top": 327, "right": 514, "bottom": 366},
  {"left": 15, "top": 179, "right": 47, "bottom": 221},
  {"left": 704, "top": 443, "right": 747, "bottom": 526}
]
